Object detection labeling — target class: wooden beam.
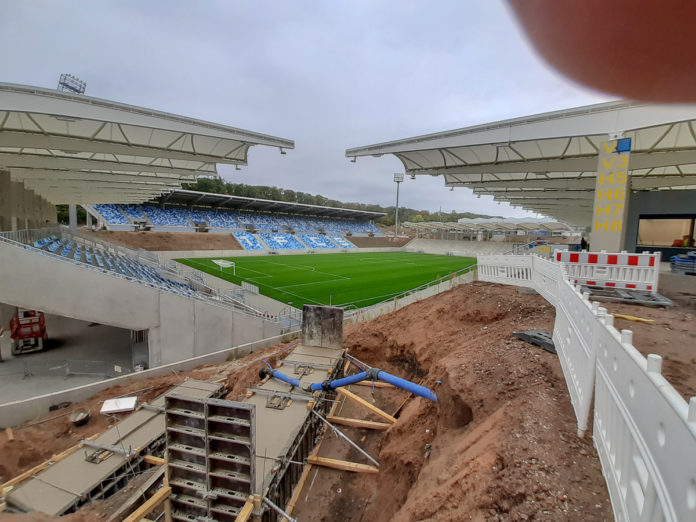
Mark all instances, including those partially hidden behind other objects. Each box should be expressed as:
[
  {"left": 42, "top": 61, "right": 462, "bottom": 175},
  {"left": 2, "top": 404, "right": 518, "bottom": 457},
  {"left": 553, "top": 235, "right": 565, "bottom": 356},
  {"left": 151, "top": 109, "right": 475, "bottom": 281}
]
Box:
[
  {"left": 306, "top": 456, "right": 379, "bottom": 474},
  {"left": 143, "top": 455, "right": 165, "bottom": 466},
  {"left": 337, "top": 388, "right": 397, "bottom": 424},
  {"left": 326, "top": 416, "right": 391, "bottom": 431},
  {"left": 351, "top": 381, "right": 395, "bottom": 389},
  {"left": 0, "top": 433, "right": 100, "bottom": 490},
  {"left": 235, "top": 496, "right": 255, "bottom": 522},
  {"left": 123, "top": 486, "right": 171, "bottom": 522},
  {"left": 5, "top": 428, "right": 14, "bottom": 442}
]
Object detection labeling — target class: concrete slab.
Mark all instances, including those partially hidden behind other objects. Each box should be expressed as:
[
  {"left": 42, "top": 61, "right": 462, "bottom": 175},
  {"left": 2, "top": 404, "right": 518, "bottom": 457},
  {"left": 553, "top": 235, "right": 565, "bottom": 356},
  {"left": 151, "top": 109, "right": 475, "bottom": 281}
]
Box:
[{"left": 7, "top": 379, "right": 221, "bottom": 516}]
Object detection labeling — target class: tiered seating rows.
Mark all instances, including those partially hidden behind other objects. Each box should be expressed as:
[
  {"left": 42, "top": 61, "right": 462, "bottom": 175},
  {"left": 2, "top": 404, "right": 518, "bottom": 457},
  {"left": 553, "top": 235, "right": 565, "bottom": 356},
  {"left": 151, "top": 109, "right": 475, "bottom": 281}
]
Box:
[
  {"left": 93, "top": 204, "right": 379, "bottom": 235},
  {"left": 233, "top": 232, "right": 265, "bottom": 250},
  {"left": 34, "top": 236, "right": 197, "bottom": 297},
  {"left": 258, "top": 233, "right": 306, "bottom": 250}
]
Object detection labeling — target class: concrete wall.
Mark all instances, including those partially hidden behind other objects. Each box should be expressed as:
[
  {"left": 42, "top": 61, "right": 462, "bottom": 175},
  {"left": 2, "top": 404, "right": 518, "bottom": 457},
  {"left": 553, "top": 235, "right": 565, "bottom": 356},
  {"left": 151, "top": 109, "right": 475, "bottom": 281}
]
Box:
[
  {"left": 0, "top": 330, "right": 299, "bottom": 428},
  {"left": 0, "top": 239, "right": 281, "bottom": 368},
  {"left": 625, "top": 189, "right": 696, "bottom": 254},
  {"left": 405, "top": 238, "right": 512, "bottom": 256},
  {"left": 0, "top": 170, "right": 56, "bottom": 231}
]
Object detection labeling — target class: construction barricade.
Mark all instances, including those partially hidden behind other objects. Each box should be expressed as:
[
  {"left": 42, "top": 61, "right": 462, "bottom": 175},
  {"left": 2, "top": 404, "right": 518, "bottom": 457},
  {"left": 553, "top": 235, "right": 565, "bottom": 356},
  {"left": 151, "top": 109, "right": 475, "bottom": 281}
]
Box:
[{"left": 556, "top": 250, "right": 661, "bottom": 293}]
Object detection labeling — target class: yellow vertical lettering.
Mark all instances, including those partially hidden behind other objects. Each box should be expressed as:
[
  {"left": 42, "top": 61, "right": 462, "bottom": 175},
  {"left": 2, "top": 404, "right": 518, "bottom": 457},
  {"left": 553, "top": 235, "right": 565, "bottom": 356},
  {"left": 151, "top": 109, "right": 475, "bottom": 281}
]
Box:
[
  {"left": 611, "top": 220, "right": 623, "bottom": 231},
  {"left": 598, "top": 189, "right": 613, "bottom": 200},
  {"left": 596, "top": 205, "right": 611, "bottom": 216},
  {"left": 601, "top": 157, "right": 616, "bottom": 169},
  {"left": 613, "top": 188, "right": 625, "bottom": 200},
  {"left": 613, "top": 171, "right": 627, "bottom": 184},
  {"left": 617, "top": 155, "right": 629, "bottom": 168},
  {"left": 612, "top": 203, "right": 624, "bottom": 216},
  {"left": 602, "top": 141, "right": 617, "bottom": 154},
  {"left": 599, "top": 172, "right": 614, "bottom": 185},
  {"left": 594, "top": 220, "right": 609, "bottom": 231}
]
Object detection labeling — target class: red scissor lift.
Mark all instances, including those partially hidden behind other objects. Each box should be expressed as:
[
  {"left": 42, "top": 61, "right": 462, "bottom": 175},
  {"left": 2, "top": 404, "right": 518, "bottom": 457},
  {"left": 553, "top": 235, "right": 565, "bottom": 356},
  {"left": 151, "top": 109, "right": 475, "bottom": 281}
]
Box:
[{"left": 10, "top": 310, "right": 47, "bottom": 355}]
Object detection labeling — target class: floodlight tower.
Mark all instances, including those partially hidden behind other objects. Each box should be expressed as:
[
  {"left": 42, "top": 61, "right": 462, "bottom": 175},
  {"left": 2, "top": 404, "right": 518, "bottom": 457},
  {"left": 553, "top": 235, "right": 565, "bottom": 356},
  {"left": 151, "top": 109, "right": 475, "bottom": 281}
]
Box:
[
  {"left": 57, "top": 74, "right": 87, "bottom": 94},
  {"left": 393, "top": 173, "right": 404, "bottom": 237}
]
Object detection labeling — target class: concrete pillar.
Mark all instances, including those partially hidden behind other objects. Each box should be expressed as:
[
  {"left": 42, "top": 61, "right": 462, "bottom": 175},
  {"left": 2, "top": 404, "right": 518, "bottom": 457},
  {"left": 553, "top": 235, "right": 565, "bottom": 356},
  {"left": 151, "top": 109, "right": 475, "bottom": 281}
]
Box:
[
  {"left": 69, "top": 204, "right": 77, "bottom": 231},
  {"left": 86, "top": 210, "right": 93, "bottom": 228},
  {"left": 301, "top": 305, "right": 343, "bottom": 349},
  {"left": 590, "top": 138, "right": 631, "bottom": 252}
]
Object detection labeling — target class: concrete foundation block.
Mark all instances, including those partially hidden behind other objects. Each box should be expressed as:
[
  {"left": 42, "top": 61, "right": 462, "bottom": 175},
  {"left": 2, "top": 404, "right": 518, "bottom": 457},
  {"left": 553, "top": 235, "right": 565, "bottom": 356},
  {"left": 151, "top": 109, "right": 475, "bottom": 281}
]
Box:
[{"left": 301, "top": 305, "right": 343, "bottom": 348}]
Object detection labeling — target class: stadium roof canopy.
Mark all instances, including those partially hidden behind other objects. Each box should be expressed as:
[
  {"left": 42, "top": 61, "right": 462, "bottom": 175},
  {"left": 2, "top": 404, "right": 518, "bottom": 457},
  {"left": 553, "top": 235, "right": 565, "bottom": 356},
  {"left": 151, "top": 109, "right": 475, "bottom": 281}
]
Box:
[
  {"left": 403, "top": 219, "right": 570, "bottom": 232},
  {"left": 157, "top": 189, "right": 386, "bottom": 220},
  {"left": 346, "top": 100, "right": 696, "bottom": 225},
  {"left": 0, "top": 83, "right": 294, "bottom": 205}
]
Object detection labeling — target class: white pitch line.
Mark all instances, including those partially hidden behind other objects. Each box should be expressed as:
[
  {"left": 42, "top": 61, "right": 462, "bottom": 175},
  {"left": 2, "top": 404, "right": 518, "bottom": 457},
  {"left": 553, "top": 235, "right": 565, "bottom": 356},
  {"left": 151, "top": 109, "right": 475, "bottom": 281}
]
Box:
[
  {"left": 276, "top": 278, "right": 349, "bottom": 290},
  {"left": 261, "top": 260, "right": 350, "bottom": 280}
]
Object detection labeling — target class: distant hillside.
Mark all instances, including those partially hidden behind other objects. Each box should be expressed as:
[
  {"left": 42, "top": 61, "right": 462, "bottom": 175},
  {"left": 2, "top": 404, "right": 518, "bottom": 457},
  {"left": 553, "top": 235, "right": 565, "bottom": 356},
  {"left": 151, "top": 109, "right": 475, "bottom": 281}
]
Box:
[{"left": 182, "top": 179, "right": 498, "bottom": 225}]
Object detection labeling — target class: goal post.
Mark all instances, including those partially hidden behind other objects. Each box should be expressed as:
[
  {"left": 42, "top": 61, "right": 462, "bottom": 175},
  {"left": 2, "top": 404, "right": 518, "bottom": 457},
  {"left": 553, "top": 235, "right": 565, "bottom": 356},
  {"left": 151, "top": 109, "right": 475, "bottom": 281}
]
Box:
[{"left": 212, "top": 259, "right": 236, "bottom": 276}]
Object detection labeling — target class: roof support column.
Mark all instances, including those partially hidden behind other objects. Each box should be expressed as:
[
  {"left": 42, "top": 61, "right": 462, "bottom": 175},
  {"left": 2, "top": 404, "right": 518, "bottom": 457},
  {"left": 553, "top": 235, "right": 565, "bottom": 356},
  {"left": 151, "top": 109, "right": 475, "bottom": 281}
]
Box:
[
  {"left": 590, "top": 138, "right": 631, "bottom": 252},
  {"left": 68, "top": 204, "right": 77, "bottom": 231}
]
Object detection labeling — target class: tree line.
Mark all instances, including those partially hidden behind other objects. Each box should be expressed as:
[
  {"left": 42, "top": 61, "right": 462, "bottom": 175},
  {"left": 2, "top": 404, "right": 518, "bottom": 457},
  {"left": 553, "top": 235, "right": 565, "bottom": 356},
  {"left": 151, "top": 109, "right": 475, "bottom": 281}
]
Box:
[{"left": 182, "top": 178, "right": 496, "bottom": 225}]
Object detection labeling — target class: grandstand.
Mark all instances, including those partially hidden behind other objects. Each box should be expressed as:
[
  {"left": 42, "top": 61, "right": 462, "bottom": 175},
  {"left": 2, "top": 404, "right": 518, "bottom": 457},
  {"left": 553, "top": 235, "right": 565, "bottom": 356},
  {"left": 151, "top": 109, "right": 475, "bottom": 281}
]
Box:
[{"left": 85, "top": 189, "right": 384, "bottom": 251}]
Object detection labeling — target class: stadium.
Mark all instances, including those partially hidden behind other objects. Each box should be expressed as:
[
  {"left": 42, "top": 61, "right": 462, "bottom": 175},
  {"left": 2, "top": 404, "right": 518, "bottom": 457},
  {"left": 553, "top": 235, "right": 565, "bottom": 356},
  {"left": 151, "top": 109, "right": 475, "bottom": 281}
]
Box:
[{"left": 1, "top": 8, "right": 696, "bottom": 522}]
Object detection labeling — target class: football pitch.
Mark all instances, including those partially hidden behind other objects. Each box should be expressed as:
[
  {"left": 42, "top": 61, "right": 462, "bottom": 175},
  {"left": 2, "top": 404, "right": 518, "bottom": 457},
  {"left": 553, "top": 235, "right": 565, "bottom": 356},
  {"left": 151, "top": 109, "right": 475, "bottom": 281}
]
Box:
[{"left": 175, "top": 252, "right": 476, "bottom": 309}]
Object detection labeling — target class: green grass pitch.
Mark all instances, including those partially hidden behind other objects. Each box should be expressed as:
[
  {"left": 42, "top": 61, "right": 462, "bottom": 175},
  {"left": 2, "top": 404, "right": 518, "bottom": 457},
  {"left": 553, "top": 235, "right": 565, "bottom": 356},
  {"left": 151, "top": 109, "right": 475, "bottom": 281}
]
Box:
[{"left": 175, "top": 252, "right": 476, "bottom": 309}]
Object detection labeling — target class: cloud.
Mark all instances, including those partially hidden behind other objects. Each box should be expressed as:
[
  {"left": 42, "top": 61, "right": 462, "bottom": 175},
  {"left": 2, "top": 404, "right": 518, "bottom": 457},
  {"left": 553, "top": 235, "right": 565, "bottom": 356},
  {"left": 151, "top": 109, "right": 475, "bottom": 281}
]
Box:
[{"left": 1, "top": 0, "right": 609, "bottom": 218}]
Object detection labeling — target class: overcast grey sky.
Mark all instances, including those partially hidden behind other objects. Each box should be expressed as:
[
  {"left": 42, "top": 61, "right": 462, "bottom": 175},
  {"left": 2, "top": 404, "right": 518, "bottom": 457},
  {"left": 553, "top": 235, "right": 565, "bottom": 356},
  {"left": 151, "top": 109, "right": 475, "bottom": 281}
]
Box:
[{"left": 1, "top": 1, "right": 610, "bottom": 217}]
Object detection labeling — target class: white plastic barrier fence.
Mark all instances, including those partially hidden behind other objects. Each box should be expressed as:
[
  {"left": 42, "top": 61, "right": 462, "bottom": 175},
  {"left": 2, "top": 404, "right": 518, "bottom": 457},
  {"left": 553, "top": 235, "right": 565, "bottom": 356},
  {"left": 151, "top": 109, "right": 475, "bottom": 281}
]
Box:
[
  {"left": 556, "top": 251, "right": 661, "bottom": 294},
  {"left": 476, "top": 254, "right": 534, "bottom": 289},
  {"left": 477, "top": 254, "right": 696, "bottom": 522}
]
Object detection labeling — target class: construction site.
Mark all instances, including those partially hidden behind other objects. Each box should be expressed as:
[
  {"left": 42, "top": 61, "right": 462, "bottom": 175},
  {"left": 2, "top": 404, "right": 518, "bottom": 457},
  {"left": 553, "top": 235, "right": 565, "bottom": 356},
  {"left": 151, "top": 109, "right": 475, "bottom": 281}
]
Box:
[
  {"left": 2, "top": 62, "right": 696, "bottom": 522},
  {"left": 0, "top": 275, "right": 693, "bottom": 521}
]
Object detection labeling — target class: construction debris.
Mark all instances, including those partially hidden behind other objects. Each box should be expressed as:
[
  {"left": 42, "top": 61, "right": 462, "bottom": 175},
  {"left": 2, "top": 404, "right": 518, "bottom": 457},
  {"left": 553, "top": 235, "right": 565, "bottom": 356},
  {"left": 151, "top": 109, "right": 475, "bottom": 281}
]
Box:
[{"left": 513, "top": 330, "right": 556, "bottom": 354}]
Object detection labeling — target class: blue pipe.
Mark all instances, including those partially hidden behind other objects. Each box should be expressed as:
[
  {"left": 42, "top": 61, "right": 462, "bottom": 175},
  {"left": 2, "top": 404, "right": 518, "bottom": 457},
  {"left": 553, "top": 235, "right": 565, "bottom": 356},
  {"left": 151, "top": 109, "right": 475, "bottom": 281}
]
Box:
[
  {"left": 377, "top": 371, "right": 438, "bottom": 402},
  {"left": 262, "top": 366, "right": 438, "bottom": 403},
  {"left": 266, "top": 369, "right": 301, "bottom": 388},
  {"left": 304, "top": 369, "right": 438, "bottom": 402}
]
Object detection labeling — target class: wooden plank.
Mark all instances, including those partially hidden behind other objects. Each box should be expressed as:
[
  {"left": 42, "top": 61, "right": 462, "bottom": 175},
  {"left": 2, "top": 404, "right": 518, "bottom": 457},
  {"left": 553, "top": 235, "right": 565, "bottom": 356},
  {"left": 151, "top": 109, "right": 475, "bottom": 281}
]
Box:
[
  {"left": 337, "top": 388, "right": 397, "bottom": 424},
  {"left": 5, "top": 428, "right": 14, "bottom": 442},
  {"left": 0, "top": 432, "right": 100, "bottom": 489},
  {"left": 235, "top": 496, "right": 255, "bottom": 522},
  {"left": 351, "top": 381, "right": 395, "bottom": 389},
  {"left": 122, "top": 486, "right": 171, "bottom": 522},
  {"left": 306, "top": 456, "right": 378, "bottom": 474},
  {"left": 326, "top": 416, "right": 391, "bottom": 431},
  {"left": 143, "top": 455, "right": 165, "bottom": 466}
]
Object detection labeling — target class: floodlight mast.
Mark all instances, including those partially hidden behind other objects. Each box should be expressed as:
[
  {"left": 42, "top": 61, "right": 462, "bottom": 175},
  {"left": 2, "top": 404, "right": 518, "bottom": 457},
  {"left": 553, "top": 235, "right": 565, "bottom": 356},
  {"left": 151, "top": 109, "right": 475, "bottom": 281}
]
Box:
[
  {"left": 394, "top": 173, "right": 404, "bottom": 237},
  {"left": 57, "top": 74, "right": 87, "bottom": 95}
]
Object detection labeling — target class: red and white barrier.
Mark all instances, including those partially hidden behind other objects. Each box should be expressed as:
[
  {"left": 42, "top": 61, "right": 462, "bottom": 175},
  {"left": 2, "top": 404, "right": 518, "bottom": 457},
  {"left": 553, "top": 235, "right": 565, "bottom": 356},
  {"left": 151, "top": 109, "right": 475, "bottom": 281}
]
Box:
[{"left": 556, "top": 250, "right": 661, "bottom": 294}]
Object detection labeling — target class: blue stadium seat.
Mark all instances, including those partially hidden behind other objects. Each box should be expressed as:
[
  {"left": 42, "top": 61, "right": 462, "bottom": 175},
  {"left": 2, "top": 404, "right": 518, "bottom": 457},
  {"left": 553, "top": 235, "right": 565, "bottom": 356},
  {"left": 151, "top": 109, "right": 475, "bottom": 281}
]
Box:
[
  {"left": 258, "top": 233, "right": 306, "bottom": 250},
  {"left": 298, "top": 234, "right": 338, "bottom": 249},
  {"left": 94, "top": 204, "right": 129, "bottom": 224},
  {"left": 233, "top": 231, "right": 265, "bottom": 250}
]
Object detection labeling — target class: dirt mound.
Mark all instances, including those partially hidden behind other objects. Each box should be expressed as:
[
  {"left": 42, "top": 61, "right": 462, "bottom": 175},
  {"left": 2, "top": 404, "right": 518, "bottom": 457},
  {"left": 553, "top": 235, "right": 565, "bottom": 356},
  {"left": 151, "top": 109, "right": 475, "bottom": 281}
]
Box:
[
  {"left": 84, "top": 230, "right": 242, "bottom": 251},
  {"left": 310, "top": 282, "right": 613, "bottom": 521}
]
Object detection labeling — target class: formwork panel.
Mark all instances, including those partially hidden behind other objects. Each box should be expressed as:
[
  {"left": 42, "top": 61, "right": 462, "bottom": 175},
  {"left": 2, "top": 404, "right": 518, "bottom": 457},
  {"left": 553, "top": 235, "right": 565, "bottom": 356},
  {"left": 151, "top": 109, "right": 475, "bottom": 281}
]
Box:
[{"left": 165, "top": 395, "right": 256, "bottom": 521}]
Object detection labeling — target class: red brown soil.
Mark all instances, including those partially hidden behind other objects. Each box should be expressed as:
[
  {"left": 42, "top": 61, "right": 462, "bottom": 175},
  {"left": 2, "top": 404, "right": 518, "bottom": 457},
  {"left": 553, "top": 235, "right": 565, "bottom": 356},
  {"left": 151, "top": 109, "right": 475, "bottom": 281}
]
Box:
[
  {"left": 347, "top": 236, "right": 412, "bottom": 248},
  {"left": 602, "top": 301, "right": 696, "bottom": 400},
  {"left": 4, "top": 281, "right": 694, "bottom": 521},
  {"left": 294, "top": 282, "right": 614, "bottom": 521},
  {"left": 0, "top": 343, "right": 289, "bottom": 486},
  {"left": 84, "top": 230, "right": 242, "bottom": 251}
]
